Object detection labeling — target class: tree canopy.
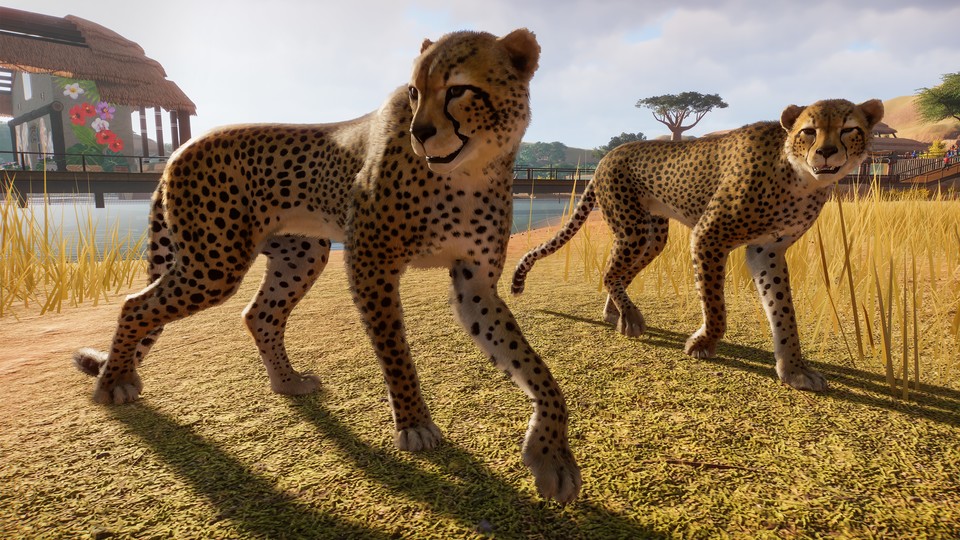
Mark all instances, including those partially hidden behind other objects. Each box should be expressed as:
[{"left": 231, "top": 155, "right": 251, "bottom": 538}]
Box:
[
  {"left": 916, "top": 72, "right": 960, "bottom": 124},
  {"left": 594, "top": 132, "right": 646, "bottom": 158},
  {"left": 636, "top": 91, "right": 728, "bottom": 141},
  {"left": 516, "top": 141, "right": 568, "bottom": 168}
]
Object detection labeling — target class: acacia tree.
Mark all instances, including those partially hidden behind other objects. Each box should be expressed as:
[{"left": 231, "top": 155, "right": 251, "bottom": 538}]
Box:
[
  {"left": 916, "top": 72, "right": 960, "bottom": 124},
  {"left": 636, "top": 92, "right": 728, "bottom": 141},
  {"left": 593, "top": 132, "right": 646, "bottom": 158}
]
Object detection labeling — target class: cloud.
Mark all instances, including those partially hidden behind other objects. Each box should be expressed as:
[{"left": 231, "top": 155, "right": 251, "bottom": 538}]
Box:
[{"left": 5, "top": 0, "right": 959, "bottom": 149}]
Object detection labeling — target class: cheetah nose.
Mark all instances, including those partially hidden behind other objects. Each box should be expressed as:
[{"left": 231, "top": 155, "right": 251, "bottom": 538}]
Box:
[
  {"left": 411, "top": 123, "right": 437, "bottom": 144},
  {"left": 816, "top": 145, "right": 839, "bottom": 159}
]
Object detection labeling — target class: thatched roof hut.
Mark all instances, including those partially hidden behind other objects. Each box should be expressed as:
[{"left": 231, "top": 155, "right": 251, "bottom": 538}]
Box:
[
  {"left": 872, "top": 122, "right": 898, "bottom": 138},
  {"left": 0, "top": 7, "right": 196, "bottom": 114}
]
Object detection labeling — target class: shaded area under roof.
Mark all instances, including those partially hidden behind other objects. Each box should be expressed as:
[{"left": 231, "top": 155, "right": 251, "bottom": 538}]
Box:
[{"left": 0, "top": 7, "right": 196, "bottom": 114}]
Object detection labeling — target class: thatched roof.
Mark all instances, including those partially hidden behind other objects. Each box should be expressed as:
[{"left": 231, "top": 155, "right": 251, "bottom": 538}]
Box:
[
  {"left": 0, "top": 7, "right": 196, "bottom": 114},
  {"left": 873, "top": 122, "right": 897, "bottom": 136}
]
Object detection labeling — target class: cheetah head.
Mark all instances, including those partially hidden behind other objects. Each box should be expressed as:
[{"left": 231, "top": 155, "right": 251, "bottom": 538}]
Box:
[
  {"left": 407, "top": 29, "right": 540, "bottom": 175},
  {"left": 781, "top": 98, "right": 884, "bottom": 187}
]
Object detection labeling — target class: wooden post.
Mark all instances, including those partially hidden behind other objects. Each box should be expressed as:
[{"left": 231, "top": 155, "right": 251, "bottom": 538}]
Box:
[
  {"left": 154, "top": 107, "right": 165, "bottom": 157},
  {"left": 139, "top": 107, "right": 149, "bottom": 160},
  {"left": 169, "top": 110, "right": 180, "bottom": 150},
  {"left": 177, "top": 110, "right": 192, "bottom": 144}
]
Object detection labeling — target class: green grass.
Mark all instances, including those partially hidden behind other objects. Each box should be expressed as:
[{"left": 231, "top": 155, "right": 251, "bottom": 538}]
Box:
[{"left": 2, "top": 243, "right": 958, "bottom": 538}]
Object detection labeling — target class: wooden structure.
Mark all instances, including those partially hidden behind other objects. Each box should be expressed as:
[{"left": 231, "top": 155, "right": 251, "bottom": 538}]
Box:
[{"left": 0, "top": 7, "right": 196, "bottom": 167}]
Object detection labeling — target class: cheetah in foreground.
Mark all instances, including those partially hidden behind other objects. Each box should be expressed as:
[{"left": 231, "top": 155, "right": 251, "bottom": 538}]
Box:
[
  {"left": 513, "top": 99, "right": 883, "bottom": 392},
  {"left": 75, "top": 29, "right": 581, "bottom": 503}
]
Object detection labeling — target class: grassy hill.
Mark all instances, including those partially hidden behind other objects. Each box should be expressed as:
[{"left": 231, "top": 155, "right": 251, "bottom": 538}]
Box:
[{"left": 882, "top": 95, "right": 960, "bottom": 143}]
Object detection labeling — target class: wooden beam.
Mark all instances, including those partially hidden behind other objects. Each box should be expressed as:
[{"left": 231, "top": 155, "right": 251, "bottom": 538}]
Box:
[
  {"left": 169, "top": 110, "right": 180, "bottom": 150},
  {"left": 153, "top": 107, "right": 164, "bottom": 157},
  {"left": 138, "top": 107, "right": 149, "bottom": 163}
]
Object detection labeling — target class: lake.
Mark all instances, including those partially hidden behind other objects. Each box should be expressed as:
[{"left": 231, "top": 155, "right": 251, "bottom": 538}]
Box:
[{"left": 11, "top": 194, "right": 577, "bottom": 259}]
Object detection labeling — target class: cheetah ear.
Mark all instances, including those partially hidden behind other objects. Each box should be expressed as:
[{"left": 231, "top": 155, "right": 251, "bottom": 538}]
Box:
[
  {"left": 857, "top": 99, "right": 884, "bottom": 130},
  {"left": 780, "top": 104, "right": 805, "bottom": 131},
  {"left": 498, "top": 28, "right": 540, "bottom": 81},
  {"left": 420, "top": 38, "right": 434, "bottom": 54}
]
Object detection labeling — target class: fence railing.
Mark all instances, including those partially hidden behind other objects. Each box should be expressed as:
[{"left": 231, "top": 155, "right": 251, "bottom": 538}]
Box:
[{"left": 1, "top": 149, "right": 169, "bottom": 174}]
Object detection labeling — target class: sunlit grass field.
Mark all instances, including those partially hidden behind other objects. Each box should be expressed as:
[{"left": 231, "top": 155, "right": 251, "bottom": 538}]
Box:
[
  {"left": 1, "top": 179, "right": 959, "bottom": 538},
  {"left": 538, "top": 184, "right": 960, "bottom": 396}
]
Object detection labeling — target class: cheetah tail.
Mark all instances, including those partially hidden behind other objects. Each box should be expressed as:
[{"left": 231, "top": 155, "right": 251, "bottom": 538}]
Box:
[
  {"left": 73, "top": 348, "right": 108, "bottom": 377},
  {"left": 511, "top": 181, "right": 597, "bottom": 295}
]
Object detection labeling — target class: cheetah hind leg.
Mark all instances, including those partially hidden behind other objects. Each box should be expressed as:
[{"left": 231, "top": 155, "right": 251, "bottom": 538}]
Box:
[
  {"left": 243, "top": 236, "right": 330, "bottom": 395},
  {"left": 601, "top": 214, "right": 668, "bottom": 337}
]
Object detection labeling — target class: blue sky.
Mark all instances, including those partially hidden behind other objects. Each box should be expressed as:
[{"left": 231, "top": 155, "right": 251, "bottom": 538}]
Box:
[{"left": 9, "top": 0, "right": 960, "bottom": 149}]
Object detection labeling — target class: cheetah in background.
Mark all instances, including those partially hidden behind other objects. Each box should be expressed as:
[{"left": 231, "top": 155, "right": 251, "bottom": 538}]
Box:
[
  {"left": 75, "top": 29, "right": 581, "bottom": 503},
  {"left": 513, "top": 99, "right": 883, "bottom": 392}
]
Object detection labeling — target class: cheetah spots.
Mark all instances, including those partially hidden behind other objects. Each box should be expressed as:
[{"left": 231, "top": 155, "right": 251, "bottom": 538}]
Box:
[{"left": 516, "top": 99, "right": 879, "bottom": 393}]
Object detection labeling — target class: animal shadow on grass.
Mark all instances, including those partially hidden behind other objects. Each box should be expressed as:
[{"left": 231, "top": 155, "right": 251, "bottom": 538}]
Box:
[
  {"left": 109, "top": 404, "right": 391, "bottom": 539},
  {"left": 287, "top": 395, "right": 665, "bottom": 538},
  {"left": 540, "top": 309, "right": 960, "bottom": 428},
  {"left": 110, "top": 397, "right": 664, "bottom": 538}
]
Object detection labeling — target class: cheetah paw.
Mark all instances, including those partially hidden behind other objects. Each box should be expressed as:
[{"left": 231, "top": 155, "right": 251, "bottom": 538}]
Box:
[
  {"left": 395, "top": 422, "right": 443, "bottom": 451},
  {"left": 684, "top": 327, "right": 717, "bottom": 359},
  {"left": 779, "top": 365, "right": 828, "bottom": 392},
  {"left": 523, "top": 444, "right": 582, "bottom": 504},
  {"left": 271, "top": 372, "right": 321, "bottom": 395},
  {"left": 604, "top": 299, "right": 645, "bottom": 337},
  {"left": 93, "top": 372, "right": 143, "bottom": 404},
  {"left": 617, "top": 312, "right": 646, "bottom": 337}
]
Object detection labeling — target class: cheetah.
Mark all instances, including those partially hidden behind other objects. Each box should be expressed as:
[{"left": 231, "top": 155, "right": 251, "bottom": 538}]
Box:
[
  {"left": 74, "top": 29, "right": 581, "bottom": 503},
  {"left": 513, "top": 99, "right": 883, "bottom": 392}
]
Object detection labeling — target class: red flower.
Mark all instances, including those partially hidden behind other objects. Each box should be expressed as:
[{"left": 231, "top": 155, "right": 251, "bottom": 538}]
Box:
[
  {"left": 109, "top": 137, "right": 124, "bottom": 153},
  {"left": 69, "top": 105, "right": 85, "bottom": 125},
  {"left": 96, "top": 129, "right": 117, "bottom": 145},
  {"left": 80, "top": 102, "right": 96, "bottom": 118}
]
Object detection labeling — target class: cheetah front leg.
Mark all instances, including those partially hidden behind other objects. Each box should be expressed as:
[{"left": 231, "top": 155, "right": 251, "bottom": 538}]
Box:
[
  {"left": 242, "top": 236, "right": 330, "bottom": 395},
  {"left": 450, "top": 261, "right": 581, "bottom": 504},
  {"left": 745, "top": 241, "right": 828, "bottom": 392},
  {"left": 347, "top": 256, "right": 441, "bottom": 451},
  {"left": 685, "top": 228, "right": 730, "bottom": 359}
]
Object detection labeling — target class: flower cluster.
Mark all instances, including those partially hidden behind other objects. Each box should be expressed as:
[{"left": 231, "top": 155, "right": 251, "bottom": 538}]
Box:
[{"left": 63, "top": 81, "right": 125, "bottom": 154}]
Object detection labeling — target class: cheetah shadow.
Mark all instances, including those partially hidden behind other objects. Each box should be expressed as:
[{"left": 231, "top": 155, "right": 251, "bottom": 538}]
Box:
[
  {"left": 540, "top": 310, "right": 960, "bottom": 429},
  {"left": 286, "top": 395, "right": 663, "bottom": 538},
  {"left": 110, "top": 396, "right": 663, "bottom": 538},
  {"left": 108, "top": 403, "right": 387, "bottom": 539}
]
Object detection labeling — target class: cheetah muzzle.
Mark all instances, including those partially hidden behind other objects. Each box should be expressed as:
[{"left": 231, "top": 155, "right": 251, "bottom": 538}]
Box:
[
  {"left": 74, "top": 28, "right": 581, "bottom": 504},
  {"left": 513, "top": 98, "right": 884, "bottom": 394}
]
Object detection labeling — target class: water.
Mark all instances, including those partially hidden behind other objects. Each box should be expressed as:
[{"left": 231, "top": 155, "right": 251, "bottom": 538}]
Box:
[{"left": 8, "top": 195, "right": 575, "bottom": 259}]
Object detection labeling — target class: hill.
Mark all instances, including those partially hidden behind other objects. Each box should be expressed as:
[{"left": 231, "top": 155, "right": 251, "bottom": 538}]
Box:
[{"left": 880, "top": 95, "right": 959, "bottom": 143}]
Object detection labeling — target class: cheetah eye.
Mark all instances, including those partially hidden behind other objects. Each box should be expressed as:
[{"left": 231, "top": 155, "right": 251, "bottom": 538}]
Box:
[
  {"left": 447, "top": 86, "right": 469, "bottom": 99},
  {"left": 408, "top": 87, "right": 419, "bottom": 102},
  {"left": 801, "top": 128, "right": 816, "bottom": 136},
  {"left": 840, "top": 127, "right": 856, "bottom": 135}
]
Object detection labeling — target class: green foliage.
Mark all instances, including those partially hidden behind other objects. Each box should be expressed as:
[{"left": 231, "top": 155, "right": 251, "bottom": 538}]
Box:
[
  {"left": 516, "top": 141, "right": 568, "bottom": 168},
  {"left": 594, "top": 132, "right": 647, "bottom": 159},
  {"left": 916, "top": 72, "right": 960, "bottom": 124},
  {"left": 636, "top": 91, "right": 728, "bottom": 141},
  {"left": 921, "top": 139, "right": 947, "bottom": 159}
]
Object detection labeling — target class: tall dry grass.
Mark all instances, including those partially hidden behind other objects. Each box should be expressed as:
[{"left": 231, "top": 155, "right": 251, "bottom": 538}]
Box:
[
  {"left": 0, "top": 175, "right": 147, "bottom": 317},
  {"left": 552, "top": 182, "right": 960, "bottom": 397}
]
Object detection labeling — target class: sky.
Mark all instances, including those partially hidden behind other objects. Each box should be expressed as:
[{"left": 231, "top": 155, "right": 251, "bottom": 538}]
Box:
[{"left": 8, "top": 0, "right": 960, "bottom": 150}]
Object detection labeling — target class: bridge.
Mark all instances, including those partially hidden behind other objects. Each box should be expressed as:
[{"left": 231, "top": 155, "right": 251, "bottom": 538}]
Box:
[
  {"left": 3, "top": 158, "right": 958, "bottom": 208},
  {"left": 1, "top": 161, "right": 592, "bottom": 207}
]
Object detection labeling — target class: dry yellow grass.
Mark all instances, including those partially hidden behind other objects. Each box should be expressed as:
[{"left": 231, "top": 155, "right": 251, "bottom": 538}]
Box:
[{"left": 2, "top": 215, "right": 959, "bottom": 537}]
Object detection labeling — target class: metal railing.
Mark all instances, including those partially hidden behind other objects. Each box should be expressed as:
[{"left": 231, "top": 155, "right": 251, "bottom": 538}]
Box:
[{"left": 1, "top": 149, "right": 169, "bottom": 174}]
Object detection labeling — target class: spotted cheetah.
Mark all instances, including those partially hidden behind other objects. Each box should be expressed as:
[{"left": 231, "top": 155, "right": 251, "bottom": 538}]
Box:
[
  {"left": 513, "top": 99, "right": 883, "bottom": 392},
  {"left": 74, "top": 29, "right": 581, "bottom": 503}
]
